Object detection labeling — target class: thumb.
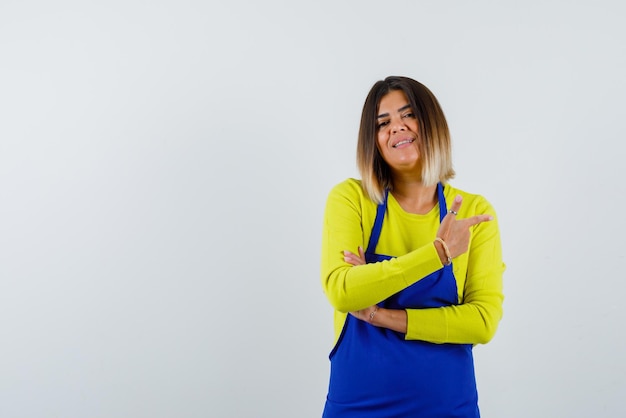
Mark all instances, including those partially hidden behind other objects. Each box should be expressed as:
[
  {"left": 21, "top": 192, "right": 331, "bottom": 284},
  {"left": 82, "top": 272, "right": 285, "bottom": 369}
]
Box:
[{"left": 448, "top": 195, "right": 463, "bottom": 216}]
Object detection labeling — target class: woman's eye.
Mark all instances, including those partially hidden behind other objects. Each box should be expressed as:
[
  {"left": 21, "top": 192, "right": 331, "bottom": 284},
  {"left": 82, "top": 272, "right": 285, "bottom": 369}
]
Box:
[
  {"left": 377, "top": 121, "right": 389, "bottom": 129},
  {"left": 403, "top": 112, "right": 415, "bottom": 119}
]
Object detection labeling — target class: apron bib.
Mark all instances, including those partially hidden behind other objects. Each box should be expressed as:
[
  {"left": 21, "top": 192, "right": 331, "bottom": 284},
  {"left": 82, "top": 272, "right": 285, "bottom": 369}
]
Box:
[{"left": 323, "top": 183, "right": 479, "bottom": 418}]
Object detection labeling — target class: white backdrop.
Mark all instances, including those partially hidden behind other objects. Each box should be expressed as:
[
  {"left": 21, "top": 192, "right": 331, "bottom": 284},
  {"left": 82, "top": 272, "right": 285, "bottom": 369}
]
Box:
[{"left": 1, "top": 1, "right": 624, "bottom": 417}]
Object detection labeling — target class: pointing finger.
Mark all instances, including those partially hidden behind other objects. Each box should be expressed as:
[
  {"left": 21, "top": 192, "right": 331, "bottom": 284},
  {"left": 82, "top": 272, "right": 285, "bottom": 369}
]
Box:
[{"left": 465, "top": 214, "right": 494, "bottom": 227}]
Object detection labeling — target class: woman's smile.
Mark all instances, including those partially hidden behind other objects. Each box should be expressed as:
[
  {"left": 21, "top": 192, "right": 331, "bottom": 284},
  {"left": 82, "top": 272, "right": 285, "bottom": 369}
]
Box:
[{"left": 392, "top": 137, "right": 415, "bottom": 148}]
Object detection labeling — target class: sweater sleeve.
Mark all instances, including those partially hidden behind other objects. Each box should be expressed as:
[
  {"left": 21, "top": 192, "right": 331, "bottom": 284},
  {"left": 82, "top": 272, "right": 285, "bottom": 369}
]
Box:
[
  {"left": 321, "top": 181, "right": 444, "bottom": 313},
  {"left": 405, "top": 198, "right": 505, "bottom": 344}
]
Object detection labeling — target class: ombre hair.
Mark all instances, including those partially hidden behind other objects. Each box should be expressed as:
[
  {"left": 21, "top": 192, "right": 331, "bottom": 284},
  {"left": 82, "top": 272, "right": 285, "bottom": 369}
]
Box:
[{"left": 357, "top": 76, "right": 455, "bottom": 203}]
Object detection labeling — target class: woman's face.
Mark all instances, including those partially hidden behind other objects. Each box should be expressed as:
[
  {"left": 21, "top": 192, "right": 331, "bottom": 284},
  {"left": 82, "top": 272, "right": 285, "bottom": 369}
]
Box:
[{"left": 376, "top": 90, "right": 421, "bottom": 174}]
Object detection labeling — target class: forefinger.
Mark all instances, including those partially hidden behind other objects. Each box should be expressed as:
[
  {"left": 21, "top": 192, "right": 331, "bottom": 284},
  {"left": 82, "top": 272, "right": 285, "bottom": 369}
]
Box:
[{"left": 465, "top": 214, "right": 494, "bottom": 227}]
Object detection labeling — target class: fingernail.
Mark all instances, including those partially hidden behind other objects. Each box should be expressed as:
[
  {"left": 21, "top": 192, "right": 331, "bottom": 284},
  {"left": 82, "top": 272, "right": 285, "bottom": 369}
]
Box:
[{"left": 455, "top": 195, "right": 462, "bottom": 202}]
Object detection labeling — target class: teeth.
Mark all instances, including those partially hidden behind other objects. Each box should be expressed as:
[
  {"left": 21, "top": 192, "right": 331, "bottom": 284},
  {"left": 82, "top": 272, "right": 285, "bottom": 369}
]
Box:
[{"left": 393, "top": 139, "right": 413, "bottom": 148}]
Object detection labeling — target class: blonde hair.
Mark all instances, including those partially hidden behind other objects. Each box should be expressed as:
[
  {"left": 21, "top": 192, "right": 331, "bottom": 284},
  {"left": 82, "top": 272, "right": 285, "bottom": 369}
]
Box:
[{"left": 356, "top": 76, "right": 455, "bottom": 203}]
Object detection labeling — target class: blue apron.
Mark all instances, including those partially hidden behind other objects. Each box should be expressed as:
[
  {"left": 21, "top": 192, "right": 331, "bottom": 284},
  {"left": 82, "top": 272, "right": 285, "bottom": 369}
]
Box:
[{"left": 323, "top": 183, "right": 479, "bottom": 418}]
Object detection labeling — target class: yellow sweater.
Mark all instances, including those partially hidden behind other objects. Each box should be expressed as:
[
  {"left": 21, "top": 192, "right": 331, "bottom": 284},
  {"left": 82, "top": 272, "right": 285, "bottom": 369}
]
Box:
[{"left": 321, "top": 179, "right": 505, "bottom": 345}]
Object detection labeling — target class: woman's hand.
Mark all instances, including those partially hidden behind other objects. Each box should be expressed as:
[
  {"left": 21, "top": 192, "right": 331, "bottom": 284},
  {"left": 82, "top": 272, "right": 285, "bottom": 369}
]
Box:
[
  {"left": 343, "top": 246, "right": 366, "bottom": 266},
  {"left": 436, "top": 195, "right": 493, "bottom": 259},
  {"left": 351, "top": 304, "right": 407, "bottom": 333},
  {"left": 343, "top": 247, "right": 382, "bottom": 324},
  {"left": 350, "top": 305, "right": 380, "bottom": 324}
]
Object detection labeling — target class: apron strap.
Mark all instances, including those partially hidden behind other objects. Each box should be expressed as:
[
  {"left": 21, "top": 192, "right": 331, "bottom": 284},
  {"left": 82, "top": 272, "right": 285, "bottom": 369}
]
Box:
[
  {"left": 365, "top": 189, "right": 388, "bottom": 254},
  {"left": 437, "top": 182, "right": 447, "bottom": 222},
  {"left": 366, "top": 183, "right": 446, "bottom": 254}
]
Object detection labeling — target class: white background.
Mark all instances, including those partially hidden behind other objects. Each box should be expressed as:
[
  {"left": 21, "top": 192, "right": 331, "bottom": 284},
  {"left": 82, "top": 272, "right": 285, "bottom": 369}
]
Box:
[{"left": 1, "top": 1, "right": 624, "bottom": 417}]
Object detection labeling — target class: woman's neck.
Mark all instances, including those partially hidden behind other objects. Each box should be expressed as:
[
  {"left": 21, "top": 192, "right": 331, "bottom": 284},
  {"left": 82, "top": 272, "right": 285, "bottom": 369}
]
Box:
[{"left": 390, "top": 177, "right": 438, "bottom": 215}]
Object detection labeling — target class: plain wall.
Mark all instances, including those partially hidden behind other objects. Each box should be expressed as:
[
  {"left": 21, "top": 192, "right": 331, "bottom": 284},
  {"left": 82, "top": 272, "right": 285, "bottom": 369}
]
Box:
[{"left": 1, "top": 0, "right": 624, "bottom": 417}]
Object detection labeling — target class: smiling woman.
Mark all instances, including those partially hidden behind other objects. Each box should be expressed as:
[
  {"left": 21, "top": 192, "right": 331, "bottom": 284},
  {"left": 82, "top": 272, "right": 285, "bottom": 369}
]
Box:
[
  {"left": 376, "top": 91, "right": 422, "bottom": 171},
  {"left": 320, "top": 76, "right": 505, "bottom": 417},
  {"left": 357, "top": 78, "right": 455, "bottom": 205}
]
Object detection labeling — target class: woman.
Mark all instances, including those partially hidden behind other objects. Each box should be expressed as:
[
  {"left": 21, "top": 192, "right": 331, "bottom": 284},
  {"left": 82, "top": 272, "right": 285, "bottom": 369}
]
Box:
[{"left": 321, "top": 76, "right": 504, "bottom": 417}]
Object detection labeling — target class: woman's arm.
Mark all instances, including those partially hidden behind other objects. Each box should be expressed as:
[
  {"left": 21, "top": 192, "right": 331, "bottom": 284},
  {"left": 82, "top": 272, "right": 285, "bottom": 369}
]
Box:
[
  {"left": 405, "top": 209, "right": 504, "bottom": 344},
  {"left": 343, "top": 246, "right": 409, "bottom": 333},
  {"left": 347, "top": 197, "right": 504, "bottom": 345},
  {"left": 321, "top": 181, "right": 444, "bottom": 312},
  {"left": 346, "top": 238, "right": 458, "bottom": 335}
]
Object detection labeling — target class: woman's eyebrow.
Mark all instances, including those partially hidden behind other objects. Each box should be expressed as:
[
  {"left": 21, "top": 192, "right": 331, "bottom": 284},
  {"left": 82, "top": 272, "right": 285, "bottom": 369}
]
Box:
[{"left": 377, "top": 104, "right": 412, "bottom": 119}]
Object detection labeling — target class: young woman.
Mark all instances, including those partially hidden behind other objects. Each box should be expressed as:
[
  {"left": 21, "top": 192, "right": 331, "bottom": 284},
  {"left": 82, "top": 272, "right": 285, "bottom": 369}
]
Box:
[{"left": 321, "top": 76, "right": 505, "bottom": 417}]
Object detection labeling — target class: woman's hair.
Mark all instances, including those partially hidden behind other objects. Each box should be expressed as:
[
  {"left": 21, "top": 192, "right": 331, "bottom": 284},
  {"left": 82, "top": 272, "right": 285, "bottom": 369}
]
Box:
[{"left": 357, "top": 76, "right": 455, "bottom": 203}]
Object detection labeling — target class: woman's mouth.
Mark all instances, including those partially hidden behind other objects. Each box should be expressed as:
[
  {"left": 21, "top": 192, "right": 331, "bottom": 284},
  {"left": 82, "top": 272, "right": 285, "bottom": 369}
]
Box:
[{"left": 393, "top": 139, "right": 414, "bottom": 148}]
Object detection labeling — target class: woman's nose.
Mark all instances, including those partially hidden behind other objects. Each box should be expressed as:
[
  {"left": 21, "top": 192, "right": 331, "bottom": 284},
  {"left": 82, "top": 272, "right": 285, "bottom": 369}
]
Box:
[{"left": 391, "top": 119, "right": 406, "bottom": 133}]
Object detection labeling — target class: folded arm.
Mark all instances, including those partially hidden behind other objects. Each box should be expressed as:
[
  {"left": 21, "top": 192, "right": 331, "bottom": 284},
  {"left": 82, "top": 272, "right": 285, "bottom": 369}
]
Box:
[{"left": 341, "top": 194, "right": 505, "bottom": 345}]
